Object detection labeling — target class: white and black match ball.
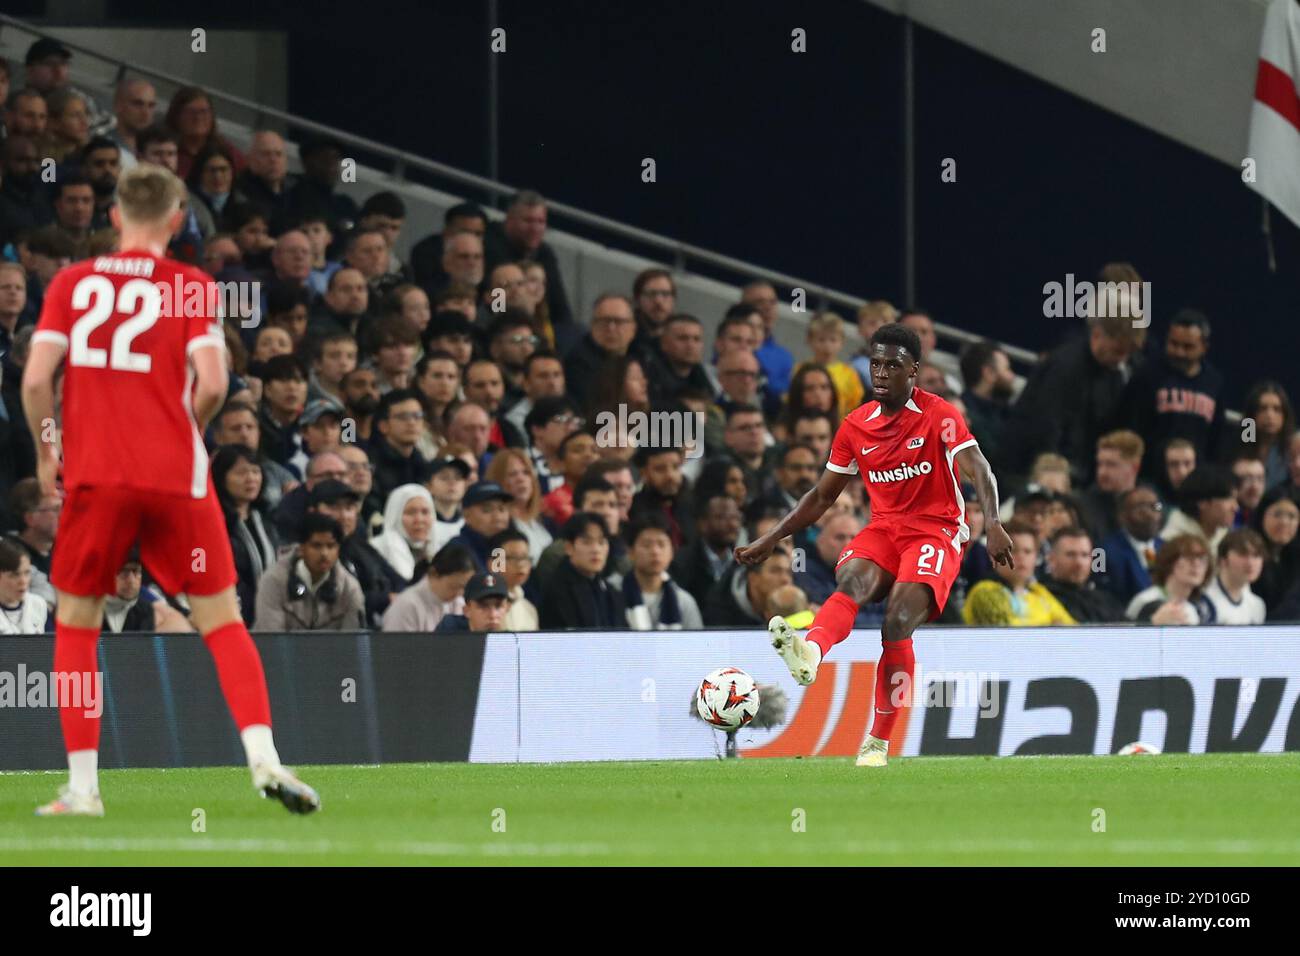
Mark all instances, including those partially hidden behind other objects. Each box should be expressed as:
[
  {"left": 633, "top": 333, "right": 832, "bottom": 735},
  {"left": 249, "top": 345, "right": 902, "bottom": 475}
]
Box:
[{"left": 695, "top": 667, "right": 760, "bottom": 731}]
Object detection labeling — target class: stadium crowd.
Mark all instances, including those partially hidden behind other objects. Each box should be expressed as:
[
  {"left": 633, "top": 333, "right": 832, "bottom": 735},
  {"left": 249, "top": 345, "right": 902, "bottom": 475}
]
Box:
[{"left": 1, "top": 41, "right": 1298, "bottom": 635}]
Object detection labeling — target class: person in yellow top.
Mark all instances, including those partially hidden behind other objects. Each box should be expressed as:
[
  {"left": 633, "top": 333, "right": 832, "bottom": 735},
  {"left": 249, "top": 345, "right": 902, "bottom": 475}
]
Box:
[
  {"left": 962, "top": 521, "right": 1076, "bottom": 626},
  {"left": 799, "top": 311, "right": 865, "bottom": 418}
]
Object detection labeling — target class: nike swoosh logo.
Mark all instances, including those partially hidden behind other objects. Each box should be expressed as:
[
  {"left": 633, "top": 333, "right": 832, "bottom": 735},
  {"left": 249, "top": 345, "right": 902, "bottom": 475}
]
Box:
[{"left": 861, "top": 445, "right": 879, "bottom": 455}]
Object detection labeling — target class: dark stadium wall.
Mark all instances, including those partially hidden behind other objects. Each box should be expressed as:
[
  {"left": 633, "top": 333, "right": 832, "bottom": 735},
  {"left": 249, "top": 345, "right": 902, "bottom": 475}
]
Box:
[{"left": 110, "top": 0, "right": 1300, "bottom": 404}]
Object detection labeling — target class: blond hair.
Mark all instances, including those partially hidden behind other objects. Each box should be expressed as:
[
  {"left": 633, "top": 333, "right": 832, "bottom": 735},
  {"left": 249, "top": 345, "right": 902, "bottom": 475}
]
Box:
[
  {"left": 115, "top": 163, "right": 186, "bottom": 227},
  {"left": 857, "top": 300, "right": 899, "bottom": 328},
  {"left": 1097, "top": 429, "right": 1145, "bottom": 463},
  {"left": 807, "top": 311, "right": 846, "bottom": 339}
]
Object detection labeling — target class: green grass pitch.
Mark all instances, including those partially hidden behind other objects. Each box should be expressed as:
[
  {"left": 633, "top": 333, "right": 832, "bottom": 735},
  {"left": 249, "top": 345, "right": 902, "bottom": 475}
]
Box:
[{"left": 1, "top": 754, "right": 1297, "bottom": 865}]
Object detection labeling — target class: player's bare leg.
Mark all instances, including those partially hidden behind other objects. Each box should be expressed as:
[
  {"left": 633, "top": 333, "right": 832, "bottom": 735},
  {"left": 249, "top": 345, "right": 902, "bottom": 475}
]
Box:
[
  {"left": 189, "top": 589, "right": 319, "bottom": 814},
  {"left": 37, "top": 592, "right": 108, "bottom": 816},
  {"left": 857, "top": 581, "right": 934, "bottom": 767},
  {"left": 774, "top": 557, "right": 892, "bottom": 686}
]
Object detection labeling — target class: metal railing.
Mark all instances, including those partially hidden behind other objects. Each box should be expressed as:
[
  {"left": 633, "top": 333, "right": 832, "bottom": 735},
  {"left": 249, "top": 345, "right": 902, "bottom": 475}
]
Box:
[{"left": 0, "top": 11, "right": 1039, "bottom": 364}]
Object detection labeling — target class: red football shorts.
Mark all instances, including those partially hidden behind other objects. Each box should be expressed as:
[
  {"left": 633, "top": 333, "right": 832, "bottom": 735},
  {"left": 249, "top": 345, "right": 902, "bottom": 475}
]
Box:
[
  {"left": 836, "top": 516, "right": 965, "bottom": 620},
  {"left": 51, "top": 481, "right": 238, "bottom": 598}
]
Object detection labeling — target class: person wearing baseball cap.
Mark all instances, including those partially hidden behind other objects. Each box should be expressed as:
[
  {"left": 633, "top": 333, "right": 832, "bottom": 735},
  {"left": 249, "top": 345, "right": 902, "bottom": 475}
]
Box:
[
  {"left": 290, "top": 399, "right": 345, "bottom": 476},
  {"left": 307, "top": 479, "right": 405, "bottom": 628},
  {"left": 433, "top": 571, "right": 512, "bottom": 633},
  {"left": 24, "top": 38, "right": 116, "bottom": 138},
  {"left": 425, "top": 455, "right": 472, "bottom": 551},
  {"left": 441, "top": 480, "right": 514, "bottom": 571}
]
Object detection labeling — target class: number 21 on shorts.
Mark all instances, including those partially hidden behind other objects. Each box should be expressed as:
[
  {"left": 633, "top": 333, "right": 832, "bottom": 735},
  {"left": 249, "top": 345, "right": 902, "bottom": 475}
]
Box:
[{"left": 916, "top": 542, "right": 945, "bottom": 577}]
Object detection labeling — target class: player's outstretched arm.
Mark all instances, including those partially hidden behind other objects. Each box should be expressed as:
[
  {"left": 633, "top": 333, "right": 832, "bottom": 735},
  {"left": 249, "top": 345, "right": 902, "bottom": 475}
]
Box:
[
  {"left": 735, "top": 468, "right": 850, "bottom": 566},
  {"left": 955, "top": 443, "right": 1014, "bottom": 567},
  {"left": 20, "top": 339, "right": 67, "bottom": 498}
]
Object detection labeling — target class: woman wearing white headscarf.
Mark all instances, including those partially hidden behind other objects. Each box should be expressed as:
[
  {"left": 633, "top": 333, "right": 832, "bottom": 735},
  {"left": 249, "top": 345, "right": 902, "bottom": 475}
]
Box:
[{"left": 369, "top": 484, "right": 438, "bottom": 584}]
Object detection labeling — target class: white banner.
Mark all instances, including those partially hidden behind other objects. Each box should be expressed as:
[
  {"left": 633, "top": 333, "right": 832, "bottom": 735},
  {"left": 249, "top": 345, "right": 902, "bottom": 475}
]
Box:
[{"left": 467, "top": 627, "right": 1300, "bottom": 762}]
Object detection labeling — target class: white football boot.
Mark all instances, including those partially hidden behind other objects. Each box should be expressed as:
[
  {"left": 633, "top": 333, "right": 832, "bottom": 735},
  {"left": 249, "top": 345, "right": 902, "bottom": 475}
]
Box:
[
  {"left": 769, "top": 615, "right": 821, "bottom": 686},
  {"left": 252, "top": 762, "right": 320, "bottom": 815},
  {"left": 35, "top": 786, "right": 105, "bottom": 817},
  {"left": 856, "top": 734, "right": 889, "bottom": 767}
]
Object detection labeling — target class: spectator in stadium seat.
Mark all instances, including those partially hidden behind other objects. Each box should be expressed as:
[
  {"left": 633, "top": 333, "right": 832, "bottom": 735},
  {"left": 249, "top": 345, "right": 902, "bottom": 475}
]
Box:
[
  {"left": 540, "top": 513, "right": 626, "bottom": 629},
  {"left": 371, "top": 388, "right": 430, "bottom": 501},
  {"left": 41, "top": 175, "right": 115, "bottom": 260},
  {"left": 740, "top": 280, "right": 792, "bottom": 397},
  {"left": 1041, "top": 526, "right": 1125, "bottom": 623},
  {"left": 38, "top": 88, "right": 91, "bottom": 165},
  {"left": 263, "top": 229, "right": 313, "bottom": 297},
  {"left": 800, "top": 312, "right": 863, "bottom": 417},
  {"left": 1117, "top": 308, "right": 1224, "bottom": 482},
  {"left": 483, "top": 261, "right": 532, "bottom": 316},
  {"left": 464, "top": 358, "right": 509, "bottom": 428},
  {"left": 1203, "top": 529, "right": 1267, "bottom": 625},
  {"left": 274, "top": 447, "right": 347, "bottom": 540},
  {"left": 254, "top": 512, "right": 364, "bottom": 631},
  {"left": 446, "top": 402, "right": 495, "bottom": 473},
  {"left": 958, "top": 340, "right": 1016, "bottom": 470},
  {"left": 786, "top": 410, "right": 835, "bottom": 468},
  {"left": 487, "top": 311, "right": 539, "bottom": 400},
  {"left": 0, "top": 261, "right": 30, "bottom": 358},
  {"left": 297, "top": 213, "right": 338, "bottom": 297},
  {"left": 780, "top": 364, "right": 838, "bottom": 440},
  {"left": 369, "top": 315, "right": 420, "bottom": 394},
  {"left": 1159, "top": 466, "right": 1237, "bottom": 564},
  {"left": 488, "top": 527, "right": 540, "bottom": 631},
  {"left": 382, "top": 283, "right": 433, "bottom": 339},
  {"left": 338, "top": 442, "right": 383, "bottom": 535},
  {"left": 285, "top": 135, "right": 356, "bottom": 229},
  {"left": 1004, "top": 312, "right": 1145, "bottom": 484},
  {"left": 209, "top": 400, "right": 298, "bottom": 510},
  {"left": 101, "top": 553, "right": 192, "bottom": 634},
  {"left": 164, "top": 86, "right": 244, "bottom": 180},
  {"left": 0, "top": 536, "right": 49, "bottom": 634},
  {"left": 1158, "top": 437, "right": 1197, "bottom": 503},
  {"left": 425, "top": 454, "right": 470, "bottom": 552},
  {"left": 764, "top": 443, "right": 819, "bottom": 514},
  {"left": 1126, "top": 534, "right": 1214, "bottom": 625},
  {"left": 369, "top": 483, "right": 438, "bottom": 585},
  {"left": 306, "top": 477, "right": 401, "bottom": 627},
  {"left": 251, "top": 325, "right": 293, "bottom": 365},
  {"left": 962, "top": 522, "right": 1076, "bottom": 626},
  {"left": 631, "top": 446, "right": 693, "bottom": 548},
  {"left": 434, "top": 571, "right": 513, "bottom": 633},
  {"left": 1278, "top": 430, "right": 1300, "bottom": 501},
  {"left": 541, "top": 431, "right": 600, "bottom": 525},
  {"left": 381, "top": 541, "right": 475, "bottom": 632},
  {"left": 793, "top": 511, "right": 863, "bottom": 614},
  {"left": 645, "top": 313, "right": 711, "bottom": 405},
  {"left": 502, "top": 351, "right": 565, "bottom": 452},
  {"left": 0, "top": 135, "right": 53, "bottom": 246},
  {"left": 256, "top": 355, "right": 308, "bottom": 474},
  {"left": 212, "top": 444, "right": 280, "bottom": 625},
  {"left": 431, "top": 229, "right": 487, "bottom": 301},
  {"left": 565, "top": 293, "right": 638, "bottom": 408},
  {"left": 1249, "top": 487, "right": 1300, "bottom": 613},
  {"left": 1076, "top": 430, "right": 1144, "bottom": 543},
  {"left": 899, "top": 309, "right": 964, "bottom": 396},
  {"left": 4, "top": 90, "right": 48, "bottom": 142},
  {"left": 631, "top": 268, "right": 677, "bottom": 348},
  {"left": 6, "top": 477, "right": 57, "bottom": 606},
  {"left": 1096, "top": 484, "right": 1164, "bottom": 606},
  {"left": 422, "top": 310, "right": 476, "bottom": 371},
  {"left": 186, "top": 143, "right": 244, "bottom": 226},
  {"left": 442, "top": 481, "right": 515, "bottom": 572},
  {"left": 484, "top": 190, "right": 573, "bottom": 327},
  {"left": 339, "top": 365, "right": 379, "bottom": 446},
  {"left": 235, "top": 130, "right": 293, "bottom": 229},
  {"left": 584, "top": 353, "right": 649, "bottom": 430},
  {"left": 722, "top": 404, "right": 774, "bottom": 503},
  {"left": 1231, "top": 454, "right": 1267, "bottom": 528},
  {"left": 79, "top": 138, "right": 121, "bottom": 232},
  {"left": 345, "top": 226, "right": 404, "bottom": 299},
  {"left": 703, "top": 545, "right": 794, "bottom": 627},
  {"left": 716, "top": 345, "right": 781, "bottom": 424},
  {"left": 485, "top": 447, "right": 553, "bottom": 562},
  {"left": 671, "top": 491, "right": 742, "bottom": 607},
  {"left": 524, "top": 394, "right": 582, "bottom": 494},
  {"left": 533, "top": 478, "right": 627, "bottom": 590},
  {"left": 411, "top": 201, "right": 488, "bottom": 291},
  {"left": 1234, "top": 381, "right": 1294, "bottom": 489},
  {"left": 23, "top": 38, "right": 110, "bottom": 135},
  {"left": 623, "top": 512, "right": 703, "bottom": 629}
]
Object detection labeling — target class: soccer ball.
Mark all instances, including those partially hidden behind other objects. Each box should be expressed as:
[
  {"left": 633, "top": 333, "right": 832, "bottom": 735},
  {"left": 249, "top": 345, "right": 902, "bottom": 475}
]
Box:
[
  {"left": 1118, "top": 742, "right": 1162, "bottom": 755},
  {"left": 695, "top": 667, "right": 760, "bottom": 731}
]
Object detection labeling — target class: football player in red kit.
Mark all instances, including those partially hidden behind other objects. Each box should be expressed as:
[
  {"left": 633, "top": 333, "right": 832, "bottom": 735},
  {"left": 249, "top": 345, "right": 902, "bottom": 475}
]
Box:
[
  {"left": 736, "top": 323, "right": 1014, "bottom": 766},
  {"left": 21, "top": 163, "right": 318, "bottom": 816}
]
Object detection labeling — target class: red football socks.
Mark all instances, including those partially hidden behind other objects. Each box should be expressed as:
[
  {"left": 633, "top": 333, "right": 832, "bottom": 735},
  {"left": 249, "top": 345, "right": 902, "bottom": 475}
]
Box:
[
  {"left": 805, "top": 591, "right": 860, "bottom": 658},
  {"left": 203, "top": 621, "right": 272, "bottom": 730},
  {"left": 53, "top": 621, "right": 102, "bottom": 753},
  {"left": 869, "top": 637, "right": 915, "bottom": 740}
]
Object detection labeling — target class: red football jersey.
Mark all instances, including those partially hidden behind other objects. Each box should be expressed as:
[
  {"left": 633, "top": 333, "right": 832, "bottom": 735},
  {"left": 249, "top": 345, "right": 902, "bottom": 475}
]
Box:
[
  {"left": 33, "top": 251, "right": 225, "bottom": 498},
  {"left": 827, "top": 387, "right": 978, "bottom": 537}
]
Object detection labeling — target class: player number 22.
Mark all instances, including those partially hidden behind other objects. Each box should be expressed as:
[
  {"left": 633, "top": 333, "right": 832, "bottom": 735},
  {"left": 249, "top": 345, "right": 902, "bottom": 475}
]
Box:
[
  {"left": 917, "top": 543, "right": 945, "bottom": 574},
  {"left": 68, "top": 276, "right": 160, "bottom": 373}
]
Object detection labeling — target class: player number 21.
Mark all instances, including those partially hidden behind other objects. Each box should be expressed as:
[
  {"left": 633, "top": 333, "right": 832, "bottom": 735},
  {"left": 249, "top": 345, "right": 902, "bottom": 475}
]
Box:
[
  {"left": 917, "top": 543, "right": 945, "bottom": 574},
  {"left": 68, "top": 276, "right": 160, "bottom": 373}
]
